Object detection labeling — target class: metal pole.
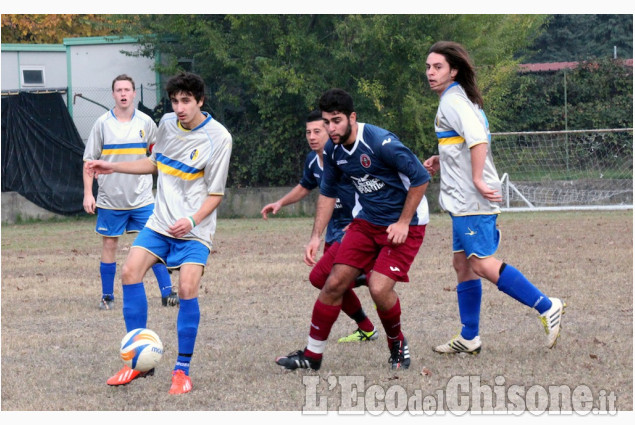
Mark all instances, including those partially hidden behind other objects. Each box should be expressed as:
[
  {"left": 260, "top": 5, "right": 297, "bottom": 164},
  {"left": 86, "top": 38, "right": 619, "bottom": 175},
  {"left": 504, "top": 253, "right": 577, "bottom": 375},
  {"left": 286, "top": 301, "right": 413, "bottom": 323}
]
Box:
[{"left": 564, "top": 69, "right": 569, "bottom": 172}]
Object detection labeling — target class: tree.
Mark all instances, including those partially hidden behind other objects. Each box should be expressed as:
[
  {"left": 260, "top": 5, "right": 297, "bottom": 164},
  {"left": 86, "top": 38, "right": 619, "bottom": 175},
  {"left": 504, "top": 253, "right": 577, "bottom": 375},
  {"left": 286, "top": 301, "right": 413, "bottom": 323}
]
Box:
[
  {"left": 122, "top": 15, "right": 547, "bottom": 186},
  {"left": 1, "top": 14, "right": 134, "bottom": 44},
  {"left": 521, "top": 14, "right": 633, "bottom": 62}
]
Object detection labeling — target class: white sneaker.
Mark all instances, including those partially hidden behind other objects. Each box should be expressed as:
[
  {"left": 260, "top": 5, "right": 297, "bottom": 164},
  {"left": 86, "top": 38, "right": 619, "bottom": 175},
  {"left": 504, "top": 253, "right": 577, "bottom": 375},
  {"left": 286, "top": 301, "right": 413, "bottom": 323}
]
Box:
[
  {"left": 540, "top": 297, "right": 566, "bottom": 348},
  {"left": 433, "top": 334, "right": 481, "bottom": 355}
]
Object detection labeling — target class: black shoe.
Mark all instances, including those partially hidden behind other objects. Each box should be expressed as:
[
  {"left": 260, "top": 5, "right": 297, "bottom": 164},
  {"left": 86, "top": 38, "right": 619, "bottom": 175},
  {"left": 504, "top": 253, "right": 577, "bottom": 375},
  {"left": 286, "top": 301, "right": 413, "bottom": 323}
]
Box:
[
  {"left": 275, "top": 349, "right": 322, "bottom": 371},
  {"left": 354, "top": 274, "right": 368, "bottom": 288},
  {"left": 162, "top": 291, "right": 179, "bottom": 307},
  {"left": 389, "top": 337, "right": 411, "bottom": 370},
  {"left": 99, "top": 296, "right": 114, "bottom": 310}
]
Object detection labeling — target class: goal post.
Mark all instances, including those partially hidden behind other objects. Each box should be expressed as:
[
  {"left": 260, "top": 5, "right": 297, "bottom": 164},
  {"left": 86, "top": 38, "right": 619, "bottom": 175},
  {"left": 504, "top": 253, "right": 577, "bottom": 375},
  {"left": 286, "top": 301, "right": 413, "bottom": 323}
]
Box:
[{"left": 491, "top": 129, "right": 633, "bottom": 212}]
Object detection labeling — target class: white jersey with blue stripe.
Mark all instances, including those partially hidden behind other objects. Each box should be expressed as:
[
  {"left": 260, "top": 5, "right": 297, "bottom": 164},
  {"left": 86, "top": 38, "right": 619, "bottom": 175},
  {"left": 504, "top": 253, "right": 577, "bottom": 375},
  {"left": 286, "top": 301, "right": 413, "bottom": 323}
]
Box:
[
  {"left": 321, "top": 122, "right": 429, "bottom": 227},
  {"left": 300, "top": 151, "right": 360, "bottom": 244},
  {"left": 146, "top": 112, "right": 232, "bottom": 248},
  {"left": 83, "top": 109, "right": 156, "bottom": 210},
  {"left": 435, "top": 83, "right": 500, "bottom": 215}
]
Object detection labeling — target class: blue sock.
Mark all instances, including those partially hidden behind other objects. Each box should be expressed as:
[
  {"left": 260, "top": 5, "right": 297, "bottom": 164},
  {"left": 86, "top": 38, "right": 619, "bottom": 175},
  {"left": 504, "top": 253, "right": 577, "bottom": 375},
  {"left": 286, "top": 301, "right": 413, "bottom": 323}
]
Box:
[
  {"left": 122, "top": 282, "right": 148, "bottom": 331},
  {"left": 457, "top": 279, "right": 482, "bottom": 340},
  {"left": 100, "top": 262, "right": 116, "bottom": 300},
  {"left": 152, "top": 263, "right": 173, "bottom": 297},
  {"left": 497, "top": 264, "right": 552, "bottom": 314},
  {"left": 175, "top": 298, "right": 200, "bottom": 376}
]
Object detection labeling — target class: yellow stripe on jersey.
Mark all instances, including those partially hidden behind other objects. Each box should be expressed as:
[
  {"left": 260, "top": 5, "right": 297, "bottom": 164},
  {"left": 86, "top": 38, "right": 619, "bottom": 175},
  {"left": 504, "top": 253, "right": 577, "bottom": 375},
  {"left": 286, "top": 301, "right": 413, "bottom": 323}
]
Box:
[
  {"left": 157, "top": 161, "right": 204, "bottom": 180},
  {"left": 438, "top": 136, "right": 465, "bottom": 145},
  {"left": 102, "top": 148, "right": 148, "bottom": 155}
]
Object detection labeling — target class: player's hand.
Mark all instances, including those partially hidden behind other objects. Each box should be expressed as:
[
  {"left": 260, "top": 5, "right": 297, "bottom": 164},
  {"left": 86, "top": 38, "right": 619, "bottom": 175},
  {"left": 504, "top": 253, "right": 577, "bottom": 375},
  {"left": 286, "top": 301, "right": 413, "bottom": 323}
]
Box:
[
  {"left": 423, "top": 155, "right": 440, "bottom": 176},
  {"left": 85, "top": 160, "right": 114, "bottom": 177},
  {"left": 261, "top": 202, "right": 281, "bottom": 220},
  {"left": 386, "top": 221, "right": 409, "bottom": 245},
  {"left": 304, "top": 236, "right": 321, "bottom": 266},
  {"left": 83, "top": 194, "right": 96, "bottom": 214},
  {"left": 168, "top": 217, "right": 195, "bottom": 238},
  {"left": 473, "top": 179, "right": 503, "bottom": 203}
]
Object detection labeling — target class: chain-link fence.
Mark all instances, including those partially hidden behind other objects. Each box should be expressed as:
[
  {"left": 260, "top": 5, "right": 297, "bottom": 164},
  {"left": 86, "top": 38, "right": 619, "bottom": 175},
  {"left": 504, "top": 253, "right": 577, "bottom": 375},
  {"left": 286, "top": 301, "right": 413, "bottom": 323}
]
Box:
[{"left": 70, "top": 84, "right": 160, "bottom": 143}]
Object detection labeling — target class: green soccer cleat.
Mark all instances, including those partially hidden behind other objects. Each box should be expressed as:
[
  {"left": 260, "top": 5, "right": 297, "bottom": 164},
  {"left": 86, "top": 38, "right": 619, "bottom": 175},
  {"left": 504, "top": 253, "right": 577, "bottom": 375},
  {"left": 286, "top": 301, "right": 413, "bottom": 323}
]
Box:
[{"left": 338, "top": 328, "right": 379, "bottom": 343}]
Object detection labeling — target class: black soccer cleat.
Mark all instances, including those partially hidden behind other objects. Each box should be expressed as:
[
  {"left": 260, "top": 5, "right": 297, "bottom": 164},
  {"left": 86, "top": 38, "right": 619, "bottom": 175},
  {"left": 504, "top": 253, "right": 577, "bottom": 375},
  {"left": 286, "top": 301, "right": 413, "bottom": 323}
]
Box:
[
  {"left": 389, "top": 337, "right": 411, "bottom": 370},
  {"left": 275, "top": 349, "right": 322, "bottom": 371},
  {"left": 162, "top": 290, "right": 180, "bottom": 307}
]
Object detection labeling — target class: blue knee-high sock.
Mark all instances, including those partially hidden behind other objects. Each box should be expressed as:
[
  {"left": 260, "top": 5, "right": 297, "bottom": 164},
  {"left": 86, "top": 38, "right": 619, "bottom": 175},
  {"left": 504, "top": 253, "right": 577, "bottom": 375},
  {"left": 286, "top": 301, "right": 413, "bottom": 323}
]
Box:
[
  {"left": 175, "top": 298, "right": 200, "bottom": 376},
  {"left": 122, "top": 282, "right": 148, "bottom": 331},
  {"left": 497, "top": 264, "right": 552, "bottom": 314},
  {"left": 457, "top": 279, "right": 482, "bottom": 340},
  {"left": 100, "top": 262, "right": 116, "bottom": 299},
  {"left": 151, "top": 263, "right": 172, "bottom": 297}
]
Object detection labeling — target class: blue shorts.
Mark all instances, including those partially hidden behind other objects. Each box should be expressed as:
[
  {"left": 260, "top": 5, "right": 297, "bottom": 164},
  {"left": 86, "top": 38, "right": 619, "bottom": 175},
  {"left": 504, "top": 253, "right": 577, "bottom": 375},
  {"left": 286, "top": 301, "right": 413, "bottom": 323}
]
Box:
[
  {"left": 95, "top": 204, "right": 155, "bottom": 237},
  {"left": 132, "top": 227, "right": 210, "bottom": 270},
  {"left": 451, "top": 214, "right": 500, "bottom": 259}
]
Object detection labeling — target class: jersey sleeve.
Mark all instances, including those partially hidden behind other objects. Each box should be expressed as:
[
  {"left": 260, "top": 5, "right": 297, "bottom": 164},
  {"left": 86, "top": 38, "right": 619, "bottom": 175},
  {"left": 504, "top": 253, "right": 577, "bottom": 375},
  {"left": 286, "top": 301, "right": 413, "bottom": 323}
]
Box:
[
  {"left": 146, "top": 118, "right": 158, "bottom": 154},
  {"left": 319, "top": 142, "right": 340, "bottom": 199},
  {"left": 83, "top": 117, "right": 104, "bottom": 161},
  {"left": 377, "top": 132, "right": 430, "bottom": 187},
  {"left": 440, "top": 94, "right": 489, "bottom": 148},
  {"left": 204, "top": 131, "right": 233, "bottom": 196},
  {"left": 299, "top": 153, "right": 318, "bottom": 190}
]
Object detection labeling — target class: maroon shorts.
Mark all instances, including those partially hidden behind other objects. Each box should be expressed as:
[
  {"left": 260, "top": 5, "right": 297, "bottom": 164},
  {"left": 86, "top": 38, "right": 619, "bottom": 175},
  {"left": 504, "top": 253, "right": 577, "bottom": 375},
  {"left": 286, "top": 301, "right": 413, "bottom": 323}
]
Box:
[
  {"left": 309, "top": 241, "right": 374, "bottom": 289},
  {"left": 334, "top": 218, "right": 426, "bottom": 282}
]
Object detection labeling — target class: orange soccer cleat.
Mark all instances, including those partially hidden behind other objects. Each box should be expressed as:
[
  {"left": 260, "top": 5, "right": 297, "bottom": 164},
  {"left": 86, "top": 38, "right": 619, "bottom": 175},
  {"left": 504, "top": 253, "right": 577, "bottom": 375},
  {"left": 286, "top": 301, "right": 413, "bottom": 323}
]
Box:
[
  {"left": 169, "top": 370, "right": 192, "bottom": 394},
  {"left": 106, "top": 365, "right": 154, "bottom": 386}
]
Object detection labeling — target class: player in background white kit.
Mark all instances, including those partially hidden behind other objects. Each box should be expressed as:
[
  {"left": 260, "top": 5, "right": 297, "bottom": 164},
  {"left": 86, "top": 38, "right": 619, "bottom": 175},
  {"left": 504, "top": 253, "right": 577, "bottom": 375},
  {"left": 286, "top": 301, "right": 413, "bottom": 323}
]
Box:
[
  {"left": 423, "top": 41, "right": 565, "bottom": 354},
  {"left": 83, "top": 74, "right": 177, "bottom": 311},
  {"left": 86, "top": 72, "right": 232, "bottom": 394}
]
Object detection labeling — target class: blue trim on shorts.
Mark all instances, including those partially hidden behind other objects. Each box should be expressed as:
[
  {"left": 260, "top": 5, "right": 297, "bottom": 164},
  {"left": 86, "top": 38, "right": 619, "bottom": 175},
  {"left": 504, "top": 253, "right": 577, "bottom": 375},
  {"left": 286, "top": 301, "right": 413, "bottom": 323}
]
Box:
[
  {"left": 451, "top": 214, "right": 500, "bottom": 258},
  {"left": 132, "top": 227, "right": 210, "bottom": 269},
  {"left": 95, "top": 204, "right": 155, "bottom": 237}
]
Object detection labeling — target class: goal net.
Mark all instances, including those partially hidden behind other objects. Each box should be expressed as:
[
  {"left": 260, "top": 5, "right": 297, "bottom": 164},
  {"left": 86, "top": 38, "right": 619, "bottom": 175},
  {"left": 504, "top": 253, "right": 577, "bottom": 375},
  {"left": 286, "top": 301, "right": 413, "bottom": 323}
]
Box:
[{"left": 492, "top": 129, "right": 633, "bottom": 211}]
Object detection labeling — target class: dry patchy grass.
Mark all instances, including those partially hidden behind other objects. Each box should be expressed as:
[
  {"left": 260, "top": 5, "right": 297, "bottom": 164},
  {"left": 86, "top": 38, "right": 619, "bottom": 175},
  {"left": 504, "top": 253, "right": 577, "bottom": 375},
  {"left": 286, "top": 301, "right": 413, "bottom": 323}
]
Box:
[{"left": 1, "top": 211, "right": 632, "bottom": 415}]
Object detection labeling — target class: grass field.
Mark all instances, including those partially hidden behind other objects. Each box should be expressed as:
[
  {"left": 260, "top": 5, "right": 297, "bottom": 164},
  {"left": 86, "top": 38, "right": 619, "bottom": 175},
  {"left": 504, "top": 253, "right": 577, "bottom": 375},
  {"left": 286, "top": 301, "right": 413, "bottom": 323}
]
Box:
[{"left": 1, "top": 211, "right": 632, "bottom": 418}]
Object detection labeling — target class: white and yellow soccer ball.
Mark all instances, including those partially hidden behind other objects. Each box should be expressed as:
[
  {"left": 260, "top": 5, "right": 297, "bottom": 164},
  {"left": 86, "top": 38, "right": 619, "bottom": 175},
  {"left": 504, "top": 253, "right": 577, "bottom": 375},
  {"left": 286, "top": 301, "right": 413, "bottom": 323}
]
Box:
[{"left": 120, "top": 328, "right": 164, "bottom": 372}]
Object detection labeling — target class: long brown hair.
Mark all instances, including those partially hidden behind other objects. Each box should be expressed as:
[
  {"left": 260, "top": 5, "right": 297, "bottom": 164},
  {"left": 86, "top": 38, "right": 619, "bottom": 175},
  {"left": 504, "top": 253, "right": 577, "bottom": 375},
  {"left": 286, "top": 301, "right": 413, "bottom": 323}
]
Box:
[{"left": 429, "top": 41, "right": 483, "bottom": 108}]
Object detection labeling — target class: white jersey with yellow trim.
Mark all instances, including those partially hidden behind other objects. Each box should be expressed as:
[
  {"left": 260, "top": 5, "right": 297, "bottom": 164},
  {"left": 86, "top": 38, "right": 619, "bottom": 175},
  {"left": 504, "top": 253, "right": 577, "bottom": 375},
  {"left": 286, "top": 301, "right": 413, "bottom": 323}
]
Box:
[
  {"left": 83, "top": 109, "right": 157, "bottom": 209},
  {"left": 146, "top": 112, "right": 232, "bottom": 248},
  {"left": 435, "top": 82, "right": 500, "bottom": 216}
]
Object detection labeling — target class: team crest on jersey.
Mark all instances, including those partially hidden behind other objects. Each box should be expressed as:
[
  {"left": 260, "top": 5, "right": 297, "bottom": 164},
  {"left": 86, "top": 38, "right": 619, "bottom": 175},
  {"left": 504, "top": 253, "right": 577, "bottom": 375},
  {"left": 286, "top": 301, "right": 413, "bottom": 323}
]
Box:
[
  {"left": 360, "top": 154, "right": 371, "bottom": 168},
  {"left": 139, "top": 129, "right": 145, "bottom": 138},
  {"left": 190, "top": 149, "right": 199, "bottom": 161}
]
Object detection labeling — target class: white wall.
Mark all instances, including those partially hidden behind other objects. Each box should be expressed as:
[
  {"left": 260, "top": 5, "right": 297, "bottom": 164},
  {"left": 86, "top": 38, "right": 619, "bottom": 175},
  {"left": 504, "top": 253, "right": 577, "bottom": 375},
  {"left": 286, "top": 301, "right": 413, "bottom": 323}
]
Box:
[{"left": 1, "top": 49, "right": 67, "bottom": 91}]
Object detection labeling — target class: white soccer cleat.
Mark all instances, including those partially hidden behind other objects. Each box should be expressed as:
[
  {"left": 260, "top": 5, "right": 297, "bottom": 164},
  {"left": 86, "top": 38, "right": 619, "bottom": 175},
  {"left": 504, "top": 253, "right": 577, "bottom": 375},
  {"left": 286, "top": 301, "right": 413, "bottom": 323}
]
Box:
[
  {"left": 540, "top": 297, "right": 566, "bottom": 348},
  {"left": 433, "top": 334, "right": 482, "bottom": 355}
]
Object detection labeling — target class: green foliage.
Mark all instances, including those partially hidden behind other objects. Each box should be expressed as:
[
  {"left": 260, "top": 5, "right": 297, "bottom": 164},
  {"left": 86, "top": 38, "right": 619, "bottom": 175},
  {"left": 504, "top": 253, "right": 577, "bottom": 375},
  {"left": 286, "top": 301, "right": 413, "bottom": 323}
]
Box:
[
  {"left": 495, "top": 58, "right": 633, "bottom": 132},
  {"left": 113, "top": 14, "right": 630, "bottom": 187},
  {"left": 522, "top": 14, "right": 633, "bottom": 62}
]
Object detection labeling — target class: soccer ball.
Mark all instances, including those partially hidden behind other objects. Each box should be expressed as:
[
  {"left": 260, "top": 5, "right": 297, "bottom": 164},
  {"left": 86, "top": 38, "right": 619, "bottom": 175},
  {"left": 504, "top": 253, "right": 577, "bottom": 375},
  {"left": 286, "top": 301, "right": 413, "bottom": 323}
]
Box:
[{"left": 120, "top": 328, "right": 164, "bottom": 372}]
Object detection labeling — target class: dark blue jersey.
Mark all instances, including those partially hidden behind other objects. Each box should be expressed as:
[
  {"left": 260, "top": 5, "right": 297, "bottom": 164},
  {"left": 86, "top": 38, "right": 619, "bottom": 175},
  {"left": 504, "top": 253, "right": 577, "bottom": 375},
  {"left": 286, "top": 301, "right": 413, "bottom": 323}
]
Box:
[
  {"left": 321, "top": 122, "right": 430, "bottom": 227},
  {"left": 299, "top": 151, "right": 359, "bottom": 244}
]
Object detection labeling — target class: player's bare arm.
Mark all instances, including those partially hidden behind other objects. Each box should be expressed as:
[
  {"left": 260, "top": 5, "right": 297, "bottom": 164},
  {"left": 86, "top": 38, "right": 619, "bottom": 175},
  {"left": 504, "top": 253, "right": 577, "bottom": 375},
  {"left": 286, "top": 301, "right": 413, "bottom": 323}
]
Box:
[
  {"left": 423, "top": 155, "right": 440, "bottom": 176},
  {"left": 261, "top": 184, "right": 311, "bottom": 220},
  {"left": 470, "top": 144, "right": 502, "bottom": 202},
  {"left": 304, "top": 194, "right": 336, "bottom": 266},
  {"left": 168, "top": 194, "right": 224, "bottom": 239},
  {"left": 85, "top": 157, "right": 157, "bottom": 177},
  {"left": 386, "top": 183, "right": 428, "bottom": 245},
  {"left": 82, "top": 162, "right": 96, "bottom": 214}
]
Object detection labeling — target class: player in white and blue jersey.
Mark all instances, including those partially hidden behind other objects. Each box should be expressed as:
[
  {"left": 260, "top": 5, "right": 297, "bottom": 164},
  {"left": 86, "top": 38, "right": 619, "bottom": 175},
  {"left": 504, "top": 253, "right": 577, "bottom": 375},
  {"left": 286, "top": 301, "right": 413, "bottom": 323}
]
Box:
[
  {"left": 261, "top": 110, "right": 377, "bottom": 343},
  {"left": 423, "top": 41, "right": 565, "bottom": 354},
  {"left": 87, "top": 72, "right": 232, "bottom": 394},
  {"left": 82, "top": 74, "right": 176, "bottom": 311},
  {"left": 276, "top": 88, "right": 430, "bottom": 371}
]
